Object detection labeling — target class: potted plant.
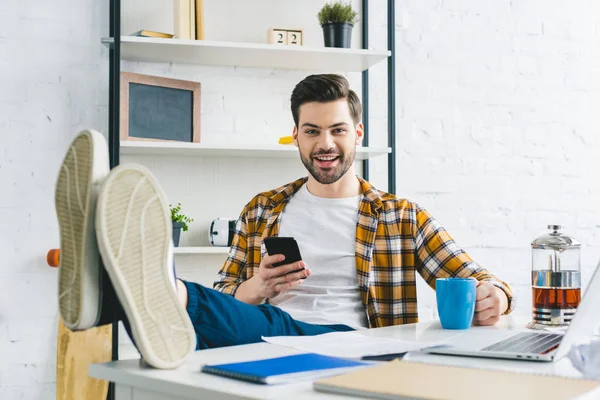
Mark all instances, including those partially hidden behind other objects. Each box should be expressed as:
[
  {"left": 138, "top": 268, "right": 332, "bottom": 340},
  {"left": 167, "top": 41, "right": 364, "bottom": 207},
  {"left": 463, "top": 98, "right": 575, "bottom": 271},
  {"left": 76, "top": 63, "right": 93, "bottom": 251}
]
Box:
[
  {"left": 170, "top": 203, "right": 194, "bottom": 247},
  {"left": 317, "top": 1, "right": 359, "bottom": 48}
]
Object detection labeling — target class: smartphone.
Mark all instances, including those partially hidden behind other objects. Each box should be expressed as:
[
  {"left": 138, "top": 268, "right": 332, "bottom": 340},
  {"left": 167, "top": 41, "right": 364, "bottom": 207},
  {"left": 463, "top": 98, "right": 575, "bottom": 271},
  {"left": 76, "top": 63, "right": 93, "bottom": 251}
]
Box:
[{"left": 263, "top": 236, "right": 303, "bottom": 268}]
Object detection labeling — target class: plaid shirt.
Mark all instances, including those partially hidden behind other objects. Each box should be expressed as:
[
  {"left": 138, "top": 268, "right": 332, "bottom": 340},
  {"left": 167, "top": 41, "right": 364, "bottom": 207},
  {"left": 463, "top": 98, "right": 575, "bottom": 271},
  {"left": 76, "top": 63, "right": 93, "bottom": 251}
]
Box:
[{"left": 214, "top": 177, "right": 515, "bottom": 328}]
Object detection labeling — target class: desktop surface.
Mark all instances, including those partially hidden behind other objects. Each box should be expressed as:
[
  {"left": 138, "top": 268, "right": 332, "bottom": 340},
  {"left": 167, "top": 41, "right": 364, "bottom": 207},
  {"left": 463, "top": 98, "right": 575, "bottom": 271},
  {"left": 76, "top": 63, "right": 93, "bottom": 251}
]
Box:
[{"left": 89, "top": 316, "right": 589, "bottom": 400}]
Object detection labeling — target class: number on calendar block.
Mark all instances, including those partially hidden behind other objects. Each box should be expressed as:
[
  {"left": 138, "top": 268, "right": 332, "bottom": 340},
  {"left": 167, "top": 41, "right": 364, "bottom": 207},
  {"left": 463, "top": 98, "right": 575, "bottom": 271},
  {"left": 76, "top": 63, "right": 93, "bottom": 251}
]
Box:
[
  {"left": 286, "top": 30, "right": 303, "bottom": 46},
  {"left": 268, "top": 28, "right": 288, "bottom": 45}
]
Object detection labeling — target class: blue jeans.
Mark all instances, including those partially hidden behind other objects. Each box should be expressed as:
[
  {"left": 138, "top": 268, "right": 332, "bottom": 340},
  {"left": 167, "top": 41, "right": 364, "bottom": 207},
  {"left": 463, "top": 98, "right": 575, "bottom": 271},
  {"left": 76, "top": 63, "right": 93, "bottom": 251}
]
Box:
[{"left": 182, "top": 280, "right": 355, "bottom": 350}]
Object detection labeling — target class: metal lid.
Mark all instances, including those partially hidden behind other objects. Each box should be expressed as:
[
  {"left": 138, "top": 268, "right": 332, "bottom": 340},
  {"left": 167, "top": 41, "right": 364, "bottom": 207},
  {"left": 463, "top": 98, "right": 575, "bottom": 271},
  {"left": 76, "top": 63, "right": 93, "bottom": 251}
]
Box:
[{"left": 531, "top": 225, "right": 581, "bottom": 250}]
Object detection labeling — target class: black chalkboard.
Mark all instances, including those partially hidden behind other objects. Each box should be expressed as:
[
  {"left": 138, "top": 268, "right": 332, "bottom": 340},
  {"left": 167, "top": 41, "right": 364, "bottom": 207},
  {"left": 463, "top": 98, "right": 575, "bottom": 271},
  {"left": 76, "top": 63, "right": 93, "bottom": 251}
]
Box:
[
  {"left": 121, "top": 72, "right": 201, "bottom": 143},
  {"left": 129, "top": 83, "right": 193, "bottom": 142}
]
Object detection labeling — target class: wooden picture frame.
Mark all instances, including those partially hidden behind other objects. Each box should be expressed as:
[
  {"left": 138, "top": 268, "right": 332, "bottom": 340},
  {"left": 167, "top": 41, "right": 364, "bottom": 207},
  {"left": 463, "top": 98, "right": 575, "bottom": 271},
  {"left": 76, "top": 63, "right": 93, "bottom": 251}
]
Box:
[{"left": 120, "top": 72, "right": 201, "bottom": 143}]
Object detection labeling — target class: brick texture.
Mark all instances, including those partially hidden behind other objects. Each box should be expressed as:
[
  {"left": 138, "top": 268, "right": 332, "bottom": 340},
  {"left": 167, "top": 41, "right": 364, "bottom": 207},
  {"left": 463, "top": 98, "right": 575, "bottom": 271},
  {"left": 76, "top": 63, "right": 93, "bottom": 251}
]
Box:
[{"left": 2, "top": 0, "right": 600, "bottom": 397}]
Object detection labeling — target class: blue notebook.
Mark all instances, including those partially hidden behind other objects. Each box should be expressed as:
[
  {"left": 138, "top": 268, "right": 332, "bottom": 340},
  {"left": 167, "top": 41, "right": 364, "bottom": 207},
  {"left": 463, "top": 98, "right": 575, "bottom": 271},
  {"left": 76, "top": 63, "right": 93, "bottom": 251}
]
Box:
[{"left": 201, "top": 353, "right": 370, "bottom": 385}]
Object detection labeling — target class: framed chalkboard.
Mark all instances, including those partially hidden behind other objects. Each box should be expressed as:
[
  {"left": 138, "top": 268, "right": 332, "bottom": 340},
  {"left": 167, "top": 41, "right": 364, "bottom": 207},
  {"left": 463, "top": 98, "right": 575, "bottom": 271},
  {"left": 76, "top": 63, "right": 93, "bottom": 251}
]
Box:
[{"left": 120, "top": 72, "right": 201, "bottom": 143}]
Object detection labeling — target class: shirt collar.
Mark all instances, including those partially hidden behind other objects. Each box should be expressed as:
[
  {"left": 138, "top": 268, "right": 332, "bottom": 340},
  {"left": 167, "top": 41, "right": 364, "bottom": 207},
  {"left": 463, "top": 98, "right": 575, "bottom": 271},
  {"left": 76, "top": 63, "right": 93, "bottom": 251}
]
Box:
[{"left": 267, "top": 176, "right": 385, "bottom": 212}]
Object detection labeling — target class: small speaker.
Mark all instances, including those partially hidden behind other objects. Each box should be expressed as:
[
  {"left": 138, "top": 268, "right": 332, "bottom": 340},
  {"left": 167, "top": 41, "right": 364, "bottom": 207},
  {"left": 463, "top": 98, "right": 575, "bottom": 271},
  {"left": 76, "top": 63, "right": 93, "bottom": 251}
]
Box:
[{"left": 208, "top": 218, "right": 236, "bottom": 247}]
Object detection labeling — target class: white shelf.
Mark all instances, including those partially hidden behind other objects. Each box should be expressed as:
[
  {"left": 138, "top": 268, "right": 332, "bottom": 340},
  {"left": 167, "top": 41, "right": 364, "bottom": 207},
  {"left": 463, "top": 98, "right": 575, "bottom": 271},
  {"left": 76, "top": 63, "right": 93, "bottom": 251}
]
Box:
[
  {"left": 120, "top": 141, "right": 391, "bottom": 159},
  {"left": 102, "top": 37, "right": 390, "bottom": 72},
  {"left": 174, "top": 246, "right": 230, "bottom": 255}
]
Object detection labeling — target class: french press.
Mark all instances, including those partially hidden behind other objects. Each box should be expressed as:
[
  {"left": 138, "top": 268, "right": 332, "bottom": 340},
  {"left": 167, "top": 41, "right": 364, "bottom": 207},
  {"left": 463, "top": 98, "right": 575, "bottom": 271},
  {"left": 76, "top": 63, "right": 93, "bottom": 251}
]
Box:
[{"left": 531, "top": 225, "right": 581, "bottom": 326}]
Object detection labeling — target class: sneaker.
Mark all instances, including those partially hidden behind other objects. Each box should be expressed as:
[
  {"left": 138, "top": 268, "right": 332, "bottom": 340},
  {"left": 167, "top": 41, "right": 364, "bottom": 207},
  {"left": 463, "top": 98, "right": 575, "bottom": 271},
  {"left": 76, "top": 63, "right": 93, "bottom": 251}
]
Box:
[
  {"left": 95, "top": 164, "right": 196, "bottom": 369},
  {"left": 55, "top": 129, "right": 110, "bottom": 330}
]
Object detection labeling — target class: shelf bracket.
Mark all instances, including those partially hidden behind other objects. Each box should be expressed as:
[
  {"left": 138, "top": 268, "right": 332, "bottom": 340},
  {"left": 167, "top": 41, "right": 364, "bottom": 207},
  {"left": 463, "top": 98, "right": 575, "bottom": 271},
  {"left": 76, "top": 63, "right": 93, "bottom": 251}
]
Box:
[
  {"left": 387, "top": 0, "right": 396, "bottom": 195},
  {"left": 361, "top": 0, "right": 370, "bottom": 182},
  {"left": 107, "top": 0, "right": 121, "bottom": 399}
]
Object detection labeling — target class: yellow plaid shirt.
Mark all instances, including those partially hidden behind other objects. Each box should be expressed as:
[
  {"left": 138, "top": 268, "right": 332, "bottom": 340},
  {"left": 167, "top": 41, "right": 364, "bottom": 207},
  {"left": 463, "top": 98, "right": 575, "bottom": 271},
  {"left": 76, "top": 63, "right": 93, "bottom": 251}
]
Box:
[{"left": 214, "top": 177, "right": 515, "bottom": 328}]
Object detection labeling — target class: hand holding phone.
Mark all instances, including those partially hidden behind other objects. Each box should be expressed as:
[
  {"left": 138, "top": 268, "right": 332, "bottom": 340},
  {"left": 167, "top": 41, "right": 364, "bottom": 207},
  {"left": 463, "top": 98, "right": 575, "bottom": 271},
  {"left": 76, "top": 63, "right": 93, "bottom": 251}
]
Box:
[{"left": 250, "top": 236, "right": 309, "bottom": 300}]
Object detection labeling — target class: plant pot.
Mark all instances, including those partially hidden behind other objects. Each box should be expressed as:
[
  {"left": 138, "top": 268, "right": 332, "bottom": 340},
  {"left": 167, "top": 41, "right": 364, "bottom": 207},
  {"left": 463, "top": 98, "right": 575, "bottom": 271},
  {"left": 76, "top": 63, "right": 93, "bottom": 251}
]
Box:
[
  {"left": 172, "top": 221, "right": 183, "bottom": 247},
  {"left": 321, "top": 22, "right": 353, "bottom": 48}
]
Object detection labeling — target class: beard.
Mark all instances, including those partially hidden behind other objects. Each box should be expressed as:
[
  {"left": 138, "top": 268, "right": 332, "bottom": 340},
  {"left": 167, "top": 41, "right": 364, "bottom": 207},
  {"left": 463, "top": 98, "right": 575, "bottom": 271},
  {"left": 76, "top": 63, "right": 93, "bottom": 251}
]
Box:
[{"left": 299, "top": 147, "right": 356, "bottom": 184}]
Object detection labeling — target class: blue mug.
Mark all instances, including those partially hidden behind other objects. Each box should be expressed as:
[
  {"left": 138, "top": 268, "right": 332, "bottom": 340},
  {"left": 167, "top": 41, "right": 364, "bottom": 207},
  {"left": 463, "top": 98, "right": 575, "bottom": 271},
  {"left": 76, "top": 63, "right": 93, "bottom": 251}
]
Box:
[{"left": 436, "top": 278, "right": 477, "bottom": 330}]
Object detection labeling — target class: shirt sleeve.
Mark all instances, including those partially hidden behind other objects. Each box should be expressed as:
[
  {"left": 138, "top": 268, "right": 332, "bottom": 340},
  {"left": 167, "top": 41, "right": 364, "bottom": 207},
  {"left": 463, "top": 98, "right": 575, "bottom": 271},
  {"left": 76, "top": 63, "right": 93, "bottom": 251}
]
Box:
[
  {"left": 212, "top": 209, "right": 250, "bottom": 297},
  {"left": 412, "top": 205, "right": 515, "bottom": 314}
]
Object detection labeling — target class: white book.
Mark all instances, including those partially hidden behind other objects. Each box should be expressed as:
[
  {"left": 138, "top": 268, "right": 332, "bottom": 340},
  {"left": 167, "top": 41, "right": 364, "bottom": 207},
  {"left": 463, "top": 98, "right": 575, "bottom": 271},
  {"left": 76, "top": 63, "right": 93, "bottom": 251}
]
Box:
[{"left": 173, "top": 0, "right": 192, "bottom": 39}]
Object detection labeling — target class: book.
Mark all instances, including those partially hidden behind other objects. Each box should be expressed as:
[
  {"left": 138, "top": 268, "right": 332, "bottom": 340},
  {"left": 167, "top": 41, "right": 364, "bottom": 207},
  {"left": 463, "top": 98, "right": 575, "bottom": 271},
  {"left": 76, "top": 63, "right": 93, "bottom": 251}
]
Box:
[
  {"left": 189, "top": 0, "right": 196, "bottom": 40},
  {"left": 195, "top": 0, "right": 204, "bottom": 40},
  {"left": 314, "top": 359, "right": 600, "bottom": 400},
  {"left": 130, "top": 30, "right": 174, "bottom": 39},
  {"left": 201, "top": 353, "right": 369, "bottom": 385},
  {"left": 174, "top": 0, "right": 194, "bottom": 39}
]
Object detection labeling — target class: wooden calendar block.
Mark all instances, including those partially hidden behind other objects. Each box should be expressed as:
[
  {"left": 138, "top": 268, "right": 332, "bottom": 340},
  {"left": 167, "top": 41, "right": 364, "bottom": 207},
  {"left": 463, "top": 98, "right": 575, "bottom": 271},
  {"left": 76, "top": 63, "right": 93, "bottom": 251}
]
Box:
[
  {"left": 286, "top": 30, "right": 303, "bottom": 46},
  {"left": 268, "top": 28, "right": 288, "bottom": 45}
]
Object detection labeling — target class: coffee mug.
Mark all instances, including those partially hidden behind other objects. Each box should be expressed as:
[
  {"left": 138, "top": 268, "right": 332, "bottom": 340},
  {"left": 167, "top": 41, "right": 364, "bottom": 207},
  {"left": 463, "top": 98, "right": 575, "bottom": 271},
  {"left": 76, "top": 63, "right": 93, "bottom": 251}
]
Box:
[{"left": 436, "top": 278, "right": 477, "bottom": 330}]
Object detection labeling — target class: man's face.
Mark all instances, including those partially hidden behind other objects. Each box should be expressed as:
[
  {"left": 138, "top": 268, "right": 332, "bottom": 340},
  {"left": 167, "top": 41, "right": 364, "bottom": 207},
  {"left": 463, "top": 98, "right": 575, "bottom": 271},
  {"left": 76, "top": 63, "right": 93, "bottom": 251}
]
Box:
[{"left": 293, "top": 99, "right": 363, "bottom": 185}]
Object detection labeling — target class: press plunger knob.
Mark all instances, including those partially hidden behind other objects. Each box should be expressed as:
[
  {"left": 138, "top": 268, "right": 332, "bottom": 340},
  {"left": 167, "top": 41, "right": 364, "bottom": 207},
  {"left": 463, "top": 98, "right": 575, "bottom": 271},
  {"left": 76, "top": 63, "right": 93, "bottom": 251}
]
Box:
[
  {"left": 548, "top": 224, "right": 562, "bottom": 232},
  {"left": 47, "top": 249, "right": 60, "bottom": 267}
]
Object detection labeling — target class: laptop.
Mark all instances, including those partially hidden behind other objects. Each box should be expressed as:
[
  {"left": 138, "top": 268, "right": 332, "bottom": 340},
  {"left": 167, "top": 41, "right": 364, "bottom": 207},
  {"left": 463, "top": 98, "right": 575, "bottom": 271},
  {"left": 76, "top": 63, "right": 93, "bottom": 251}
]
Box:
[{"left": 423, "top": 261, "right": 600, "bottom": 362}]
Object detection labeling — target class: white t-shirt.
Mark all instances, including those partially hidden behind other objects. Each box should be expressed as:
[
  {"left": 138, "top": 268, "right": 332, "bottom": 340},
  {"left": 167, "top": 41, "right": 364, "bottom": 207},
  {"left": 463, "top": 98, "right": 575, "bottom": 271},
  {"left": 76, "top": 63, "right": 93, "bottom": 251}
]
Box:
[{"left": 270, "top": 184, "right": 368, "bottom": 329}]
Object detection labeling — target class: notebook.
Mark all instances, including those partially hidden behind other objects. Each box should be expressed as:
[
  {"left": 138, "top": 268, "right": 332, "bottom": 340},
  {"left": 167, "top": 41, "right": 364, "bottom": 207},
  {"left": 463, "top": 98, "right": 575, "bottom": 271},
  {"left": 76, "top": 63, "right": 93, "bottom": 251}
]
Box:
[
  {"left": 201, "top": 353, "right": 370, "bottom": 385},
  {"left": 313, "top": 360, "right": 600, "bottom": 400}
]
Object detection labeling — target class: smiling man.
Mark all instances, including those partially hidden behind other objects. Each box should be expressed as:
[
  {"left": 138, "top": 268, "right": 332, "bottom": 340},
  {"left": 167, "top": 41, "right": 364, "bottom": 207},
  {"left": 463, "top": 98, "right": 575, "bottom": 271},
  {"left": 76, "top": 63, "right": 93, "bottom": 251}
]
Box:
[
  {"left": 215, "top": 74, "right": 514, "bottom": 329},
  {"left": 55, "top": 74, "right": 516, "bottom": 370}
]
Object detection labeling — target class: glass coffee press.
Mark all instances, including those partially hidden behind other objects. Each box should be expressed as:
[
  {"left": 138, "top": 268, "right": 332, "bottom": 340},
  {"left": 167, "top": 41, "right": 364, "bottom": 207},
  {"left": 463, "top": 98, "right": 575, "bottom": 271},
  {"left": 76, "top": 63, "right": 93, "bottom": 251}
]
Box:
[{"left": 530, "top": 225, "right": 581, "bottom": 327}]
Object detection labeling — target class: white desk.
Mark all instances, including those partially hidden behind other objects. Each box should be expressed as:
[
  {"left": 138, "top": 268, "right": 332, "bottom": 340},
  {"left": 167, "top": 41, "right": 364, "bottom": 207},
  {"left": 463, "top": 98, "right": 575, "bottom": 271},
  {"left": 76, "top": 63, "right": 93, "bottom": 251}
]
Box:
[{"left": 89, "top": 317, "right": 589, "bottom": 400}]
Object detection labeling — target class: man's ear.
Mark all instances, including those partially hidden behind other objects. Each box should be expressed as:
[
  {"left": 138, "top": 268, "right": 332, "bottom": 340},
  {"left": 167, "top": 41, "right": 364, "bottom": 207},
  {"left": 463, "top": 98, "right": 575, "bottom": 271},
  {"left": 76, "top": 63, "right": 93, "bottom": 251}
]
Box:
[
  {"left": 292, "top": 125, "right": 299, "bottom": 147},
  {"left": 355, "top": 123, "right": 364, "bottom": 145}
]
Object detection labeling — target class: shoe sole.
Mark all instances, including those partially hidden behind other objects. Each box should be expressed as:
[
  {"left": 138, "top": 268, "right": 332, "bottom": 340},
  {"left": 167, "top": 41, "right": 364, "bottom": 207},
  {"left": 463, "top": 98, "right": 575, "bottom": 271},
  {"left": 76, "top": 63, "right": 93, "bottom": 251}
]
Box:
[
  {"left": 95, "top": 164, "right": 196, "bottom": 369},
  {"left": 55, "top": 130, "right": 109, "bottom": 330}
]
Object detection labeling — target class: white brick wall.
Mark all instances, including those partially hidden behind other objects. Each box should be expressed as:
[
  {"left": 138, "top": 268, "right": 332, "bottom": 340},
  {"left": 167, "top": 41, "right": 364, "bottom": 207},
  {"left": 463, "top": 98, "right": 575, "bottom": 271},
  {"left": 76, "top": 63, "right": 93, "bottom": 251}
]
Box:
[
  {"left": 2, "top": 0, "right": 600, "bottom": 397},
  {"left": 1, "top": 0, "right": 109, "bottom": 397},
  {"left": 394, "top": 0, "right": 600, "bottom": 319}
]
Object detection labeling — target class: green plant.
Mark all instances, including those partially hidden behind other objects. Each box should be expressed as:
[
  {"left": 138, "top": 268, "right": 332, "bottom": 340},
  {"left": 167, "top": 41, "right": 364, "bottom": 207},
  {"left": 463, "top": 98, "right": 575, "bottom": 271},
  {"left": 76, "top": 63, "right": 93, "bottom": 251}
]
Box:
[
  {"left": 170, "top": 203, "right": 194, "bottom": 232},
  {"left": 317, "top": 1, "right": 359, "bottom": 26}
]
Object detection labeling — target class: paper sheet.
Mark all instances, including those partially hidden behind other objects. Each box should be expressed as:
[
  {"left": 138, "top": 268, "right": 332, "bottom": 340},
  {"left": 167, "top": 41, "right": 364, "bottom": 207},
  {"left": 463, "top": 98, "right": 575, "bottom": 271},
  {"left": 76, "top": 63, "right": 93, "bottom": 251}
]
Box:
[
  {"left": 261, "top": 331, "right": 452, "bottom": 359},
  {"left": 568, "top": 339, "right": 600, "bottom": 380}
]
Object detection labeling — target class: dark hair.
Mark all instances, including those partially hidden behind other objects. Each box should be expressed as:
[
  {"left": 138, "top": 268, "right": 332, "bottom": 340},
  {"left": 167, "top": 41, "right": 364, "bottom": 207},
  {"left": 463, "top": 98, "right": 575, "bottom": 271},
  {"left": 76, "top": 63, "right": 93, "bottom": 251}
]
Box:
[{"left": 290, "top": 74, "right": 362, "bottom": 127}]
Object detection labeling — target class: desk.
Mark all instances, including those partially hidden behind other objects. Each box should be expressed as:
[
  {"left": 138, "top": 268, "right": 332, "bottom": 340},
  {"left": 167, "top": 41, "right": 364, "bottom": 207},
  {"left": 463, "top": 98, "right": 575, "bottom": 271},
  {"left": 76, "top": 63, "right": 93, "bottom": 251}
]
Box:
[{"left": 89, "top": 317, "right": 588, "bottom": 400}]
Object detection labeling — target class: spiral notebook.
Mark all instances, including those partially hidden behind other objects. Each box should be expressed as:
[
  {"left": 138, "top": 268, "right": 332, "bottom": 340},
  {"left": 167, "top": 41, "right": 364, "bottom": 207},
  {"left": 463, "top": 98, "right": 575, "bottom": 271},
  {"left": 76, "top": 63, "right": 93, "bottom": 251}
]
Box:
[
  {"left": 314, "top": 359, "right": 600, "bottom": 400},
  {"left": 201, "top": 353, "right": 369, "bottom": 385}
]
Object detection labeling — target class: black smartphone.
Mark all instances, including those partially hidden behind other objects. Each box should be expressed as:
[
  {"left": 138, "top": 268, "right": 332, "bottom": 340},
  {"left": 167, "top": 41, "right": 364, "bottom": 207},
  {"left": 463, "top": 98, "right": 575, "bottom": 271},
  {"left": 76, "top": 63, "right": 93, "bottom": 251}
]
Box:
[{"left": 263, "top": 236, "right": 303, "bottom": 268}]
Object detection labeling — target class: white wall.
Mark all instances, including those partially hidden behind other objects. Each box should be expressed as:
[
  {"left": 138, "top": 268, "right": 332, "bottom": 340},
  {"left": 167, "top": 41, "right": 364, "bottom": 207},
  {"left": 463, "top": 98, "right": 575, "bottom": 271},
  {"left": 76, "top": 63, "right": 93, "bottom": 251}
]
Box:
[
  {"left": 392, "top": 0, "right": 600, "bottom": 319},
  {"left": 1, "top": 0, "right": 600, "bottom": 397},
  {"left": 0, "top": 0, "right": 109, "bottom": 398}
]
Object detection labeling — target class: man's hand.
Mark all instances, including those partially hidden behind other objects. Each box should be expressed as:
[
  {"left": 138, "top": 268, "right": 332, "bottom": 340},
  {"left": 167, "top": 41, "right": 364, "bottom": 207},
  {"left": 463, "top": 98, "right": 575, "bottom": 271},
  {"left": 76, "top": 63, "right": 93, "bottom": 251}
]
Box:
[
  {"left": 235, "top": 254, "right": 311, "bottom": 304},
  {"left": 254, "top": 254, "right": 311, "bottom": 299},
  {"left": 473, "top": 281, "right": 508, "bottom": 326}
]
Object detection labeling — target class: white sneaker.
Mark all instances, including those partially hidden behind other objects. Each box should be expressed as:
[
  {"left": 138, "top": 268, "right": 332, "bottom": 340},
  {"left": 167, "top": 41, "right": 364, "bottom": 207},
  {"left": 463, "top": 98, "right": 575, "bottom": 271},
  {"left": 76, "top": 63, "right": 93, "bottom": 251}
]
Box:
[
  {"left": 55, "top": 129, "right": 109, "bottom": 330},
  {"left": 95, "top": 164, "right": 196, "bottom": 369}
]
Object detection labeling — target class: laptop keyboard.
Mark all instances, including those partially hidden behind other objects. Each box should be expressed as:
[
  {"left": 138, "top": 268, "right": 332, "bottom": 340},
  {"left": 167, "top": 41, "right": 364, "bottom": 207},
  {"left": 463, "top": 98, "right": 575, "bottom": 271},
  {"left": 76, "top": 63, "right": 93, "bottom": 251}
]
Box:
[{"left": 481, "top": 332, "right": 563, "bottom": 355}]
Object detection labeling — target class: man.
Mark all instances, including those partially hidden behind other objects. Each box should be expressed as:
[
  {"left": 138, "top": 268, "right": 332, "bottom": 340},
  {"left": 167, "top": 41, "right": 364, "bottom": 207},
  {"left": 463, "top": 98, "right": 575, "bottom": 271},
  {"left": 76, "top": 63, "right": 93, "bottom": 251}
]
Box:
[
  {"left": 54, "top": 75, "right": 513, "bottom": 371},
  {"left": 214, "top": 74, "right": 513, "bottom": 329},
  {"left": 56, "top": 131, "right": 354, "bottom": 370}
]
